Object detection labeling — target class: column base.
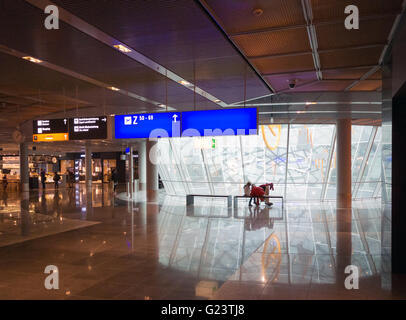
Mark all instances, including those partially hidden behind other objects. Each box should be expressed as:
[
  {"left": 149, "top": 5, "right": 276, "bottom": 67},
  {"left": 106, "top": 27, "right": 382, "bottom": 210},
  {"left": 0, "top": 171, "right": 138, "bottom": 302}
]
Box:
[
  {"left": 147, "top": 190, "right": 158, "bottom": 202},
  {"left": 21, "top": 183, "right": 29, "bottom": 193}
]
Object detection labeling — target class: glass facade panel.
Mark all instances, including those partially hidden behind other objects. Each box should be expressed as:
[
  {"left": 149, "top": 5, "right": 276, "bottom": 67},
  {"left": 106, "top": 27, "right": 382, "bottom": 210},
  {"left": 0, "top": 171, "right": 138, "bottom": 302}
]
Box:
[{"left": 158, "top": 124, "right": 382, "bottom": 200}]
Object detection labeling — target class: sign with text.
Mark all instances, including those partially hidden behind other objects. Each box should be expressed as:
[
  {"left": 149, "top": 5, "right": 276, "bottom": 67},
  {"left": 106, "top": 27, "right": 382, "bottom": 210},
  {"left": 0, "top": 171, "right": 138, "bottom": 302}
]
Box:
[
  {"left": 114, "top": 112, "right": 181, "bottom": 139},
  {"left": 33, "top": 118, "right": 68, "bottom": 135},
  {"left": 33, "top": 118, "right": 69, "bottom": 142},
  {"left": 69, "top": 117, "right": 107, "bottom": 140}
]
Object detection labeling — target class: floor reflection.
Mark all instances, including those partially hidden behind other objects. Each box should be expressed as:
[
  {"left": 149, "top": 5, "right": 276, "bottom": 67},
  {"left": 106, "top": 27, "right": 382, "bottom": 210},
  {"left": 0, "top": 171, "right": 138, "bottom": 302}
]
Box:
[{"left": 0, "top": 189, "right": 402, "bottom": 300}]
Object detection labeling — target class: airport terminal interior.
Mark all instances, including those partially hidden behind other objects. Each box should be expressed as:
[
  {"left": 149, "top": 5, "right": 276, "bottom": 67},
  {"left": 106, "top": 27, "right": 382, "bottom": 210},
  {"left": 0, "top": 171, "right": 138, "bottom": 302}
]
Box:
[{"left": 0, "top": 0, "right": 406, "bottom": 300}]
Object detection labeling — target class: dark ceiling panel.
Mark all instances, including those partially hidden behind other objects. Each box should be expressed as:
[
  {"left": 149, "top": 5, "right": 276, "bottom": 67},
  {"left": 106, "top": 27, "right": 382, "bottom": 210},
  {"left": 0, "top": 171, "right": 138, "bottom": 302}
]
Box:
[
  {"left": 350, "top": 80, "right": 382, "bottom": 91},
  {"left": 265, "top": 71, "right": 318, "bottom": 92},
  {"left": 311, "top": 0, "right": 403, "bottom": 23},
  {"left": 322, "top": 68, "right": 373, "bottom": 80},
  {"left": 232, "top": 27, "right": 310, "bottom": 57},
  {"left": 51, "top": 0, "right": 271, "bottom": 101},
  {"left": 316, "top": 18, "right": 394, "bottom": 50},
  {"left": 294, "top": 80, "right": 354, "bottom": 92},
  {"left": 253, "top": 54, "right": 315, "bottom": 75},
  {"left": 204, "top": 0, "right": 306, "bottom": 33},
  {"left": 319, "top": 46, "right": 384, "bottom": 69}
]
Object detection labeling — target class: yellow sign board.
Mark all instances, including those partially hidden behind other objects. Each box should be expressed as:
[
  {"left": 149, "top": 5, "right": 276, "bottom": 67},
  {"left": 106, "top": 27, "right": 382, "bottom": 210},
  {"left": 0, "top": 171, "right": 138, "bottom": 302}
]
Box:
[{"left": 33, "top": 133, "right": 69, "bottom": 142}]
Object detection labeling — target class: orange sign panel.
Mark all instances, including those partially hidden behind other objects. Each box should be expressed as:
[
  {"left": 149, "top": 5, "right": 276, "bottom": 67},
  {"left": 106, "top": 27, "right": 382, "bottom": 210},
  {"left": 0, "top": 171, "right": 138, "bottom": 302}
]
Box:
[{"left": 33, "top": 133, "right": 69, "bottom": 142}]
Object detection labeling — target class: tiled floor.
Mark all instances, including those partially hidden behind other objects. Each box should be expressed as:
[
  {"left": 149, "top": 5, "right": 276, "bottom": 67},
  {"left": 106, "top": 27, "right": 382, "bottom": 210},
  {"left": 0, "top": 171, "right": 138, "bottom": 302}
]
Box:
[{"left": 0, "top": 185, "right": 404, "bottom": 300}]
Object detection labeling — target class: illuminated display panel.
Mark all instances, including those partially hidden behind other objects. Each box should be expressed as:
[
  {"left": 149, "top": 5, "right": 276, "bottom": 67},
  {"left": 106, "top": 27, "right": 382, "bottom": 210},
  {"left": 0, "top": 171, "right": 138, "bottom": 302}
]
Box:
[
  {"left": 181, "top": 108, "right": 257, "bottom": 137},
  {"left": 69, "top": 117, "right": 107, "bottom": 140},
  {"left": 115, "top": 112, "right": 181, "bottom": 139}
]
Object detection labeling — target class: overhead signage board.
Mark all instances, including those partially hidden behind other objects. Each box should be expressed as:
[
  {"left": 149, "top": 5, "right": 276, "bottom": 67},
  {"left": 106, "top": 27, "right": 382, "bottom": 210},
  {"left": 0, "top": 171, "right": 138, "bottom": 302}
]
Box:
[
  {"left": 114, "top": 112, "right": 181, "bottom": 139},
  {"left": 33, "top": 118, "right": 69, "bottom": 142},
  {"left": 181, "top": 108, "right": 257, "bottom": 137},
  {"left": 33, "top": 117, "right": 108, "bottom": 142},
  {"left": 33, "top": 118, "right": 68, "bottom": 135},
  {"left": 33, "top": 133, "right": 69, "bottom": 142},
  {"left": 69, "top": 117, "right": 107, "bottom": 140}
]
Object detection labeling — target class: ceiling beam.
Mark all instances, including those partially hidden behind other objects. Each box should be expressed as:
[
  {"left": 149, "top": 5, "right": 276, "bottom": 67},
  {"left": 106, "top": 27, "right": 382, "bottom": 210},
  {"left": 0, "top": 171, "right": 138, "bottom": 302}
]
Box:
[
  {"left": 248, "top": 43, "right": 385, "bottom": 60},
  {"left": 301, "top": 0, "right": 322, "bottom": 80},
  {"left": 263, "top": 65, "right": 379, "bottom": 77},
  {"left": 229, "top": 13, "right": 399, "bottom": 37}
]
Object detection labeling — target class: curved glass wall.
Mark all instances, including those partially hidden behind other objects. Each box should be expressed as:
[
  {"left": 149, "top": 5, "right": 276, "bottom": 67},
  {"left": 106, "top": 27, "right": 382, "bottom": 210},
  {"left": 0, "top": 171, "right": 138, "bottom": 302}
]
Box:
[{"left": 157, "top": 124, "right": 382, "bottom": 200}]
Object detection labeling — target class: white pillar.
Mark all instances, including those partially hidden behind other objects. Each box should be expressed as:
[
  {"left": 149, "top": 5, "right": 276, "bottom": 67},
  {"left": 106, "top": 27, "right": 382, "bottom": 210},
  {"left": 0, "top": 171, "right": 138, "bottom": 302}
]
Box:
[
  {"left": 85, "top": 143, "right": 92, "bottom": 188},
  {"left": 138, "top": 140, "right": 146, "bottom": 191},
  {"left": 336, "top": 118, "right": 352, "bottom": 285},
  {"left": 19, "top": 143, "right": 29, "bottom": 192},
  {"left": 146, "top": 140, "right": 158, "bottom": 202}
]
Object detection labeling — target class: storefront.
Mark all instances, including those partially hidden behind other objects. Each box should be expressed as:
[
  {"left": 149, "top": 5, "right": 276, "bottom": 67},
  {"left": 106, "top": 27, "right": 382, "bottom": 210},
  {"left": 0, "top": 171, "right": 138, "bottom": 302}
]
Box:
[{"left": 61, "top": 152, "right": 126, "bottom": 184}]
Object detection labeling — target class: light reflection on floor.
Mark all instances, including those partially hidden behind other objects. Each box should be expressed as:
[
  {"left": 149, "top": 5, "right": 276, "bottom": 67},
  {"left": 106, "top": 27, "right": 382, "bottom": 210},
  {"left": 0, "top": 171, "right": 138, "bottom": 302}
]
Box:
[{"left": 0, "top": 187, "right": 403, "bottom": 300}]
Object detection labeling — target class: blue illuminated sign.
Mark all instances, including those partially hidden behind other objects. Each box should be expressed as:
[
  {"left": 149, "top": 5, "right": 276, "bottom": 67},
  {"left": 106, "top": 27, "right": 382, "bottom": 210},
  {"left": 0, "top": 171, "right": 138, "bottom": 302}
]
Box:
[
  {"left": 181, "top": 108, "right": 257, "bottom": 137},
  {"left": 115, "top": 112, "right": 181, "bottom": 139}
]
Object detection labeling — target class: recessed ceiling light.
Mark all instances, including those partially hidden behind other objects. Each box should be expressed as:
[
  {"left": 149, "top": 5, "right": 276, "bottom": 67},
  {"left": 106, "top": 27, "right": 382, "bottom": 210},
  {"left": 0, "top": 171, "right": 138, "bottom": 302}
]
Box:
[
  {"left": 22, "top": 56, "right": 42, "bottom": 63},
  {"left": 158, "top": 104, "right": 166, "bottom": 108},
  {"left": 108, "top": 86, "right": 120, "bottom": 91},
  {"left": 305, "top": 102, "right": 317, "bottom": 105},
  {"left": 179, "top": 80, "right": 191, "bottom": 86},
  {"left": 113, "top": 44, "right": 132, "bottom": 53},
  {"left": 214, "top": 99, "right": 221, "bottom": 103}
]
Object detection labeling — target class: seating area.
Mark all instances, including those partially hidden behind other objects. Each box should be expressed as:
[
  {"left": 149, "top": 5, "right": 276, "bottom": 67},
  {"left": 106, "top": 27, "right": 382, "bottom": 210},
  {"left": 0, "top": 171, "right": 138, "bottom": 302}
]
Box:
[
  {"left": 186, "top": 194, "right": 284, "bottom": 211},
  {"left": 186, "top": 194, "right": 233, "bottom": 208},
  {"left": 233, "top": 195, "right": 284, "bottom": 211}
]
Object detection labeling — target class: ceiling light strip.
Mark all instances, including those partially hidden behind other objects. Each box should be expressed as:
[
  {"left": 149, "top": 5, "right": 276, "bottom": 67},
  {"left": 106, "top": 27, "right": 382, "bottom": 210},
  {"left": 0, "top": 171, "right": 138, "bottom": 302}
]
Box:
[
  {"left": 0, "top": 44, "right": 171, "bottom": 110},
  {"left": 25, "top": 0, "right": 227, "bottom": 107},
  {"left": 301, "top": 0, "right": 323, "bottom": 81}
]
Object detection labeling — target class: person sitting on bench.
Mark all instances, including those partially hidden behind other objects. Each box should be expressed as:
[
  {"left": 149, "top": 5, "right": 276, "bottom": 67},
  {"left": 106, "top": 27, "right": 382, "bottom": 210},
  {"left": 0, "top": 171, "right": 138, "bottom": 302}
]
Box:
[
  {"left": 243, "top": 182, "right": 257, "bottom": 207},
  {"left": 259, "top": 183, "right": 274, "bottom": 206},
  {"left": 250, "top": 184, "right": 272, "bottom": 207}
]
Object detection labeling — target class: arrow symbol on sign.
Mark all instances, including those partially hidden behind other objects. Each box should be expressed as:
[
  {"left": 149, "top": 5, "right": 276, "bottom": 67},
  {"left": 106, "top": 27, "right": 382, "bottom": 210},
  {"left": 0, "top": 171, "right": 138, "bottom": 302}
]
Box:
[{"left": 172, "top": 114, "right": 178, "bottom": 122}]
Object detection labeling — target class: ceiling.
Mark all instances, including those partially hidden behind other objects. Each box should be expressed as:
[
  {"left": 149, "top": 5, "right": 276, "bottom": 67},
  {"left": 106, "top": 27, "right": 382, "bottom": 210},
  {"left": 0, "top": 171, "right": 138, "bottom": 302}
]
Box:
[
  {"left": 199, "top": 0, "right": 405, "bottom": 92},
  {"left": 0, "top": 0, "right": 404, "bottom": 146}
]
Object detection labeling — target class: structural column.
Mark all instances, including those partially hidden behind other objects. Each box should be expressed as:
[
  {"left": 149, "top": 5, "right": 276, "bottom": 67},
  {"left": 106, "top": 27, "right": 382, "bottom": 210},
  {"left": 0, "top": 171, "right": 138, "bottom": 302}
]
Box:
[
  {"left": 85, "top": 143, "right": 92, "bottom": 188},
  {"left": 129, "top": 145, "right": 134, "bottom": 199},
  {"left": 146, "top": 139, "right": 158, "bottom": 202},
  {"left": 138, "top": 140, "right": 147, "bottom": 191},
  {"left": 335, "top": 119, "right": 352, "bottom": 286},
  {"left": 19, "top": 143, "right": 29, "bottom": 192}
]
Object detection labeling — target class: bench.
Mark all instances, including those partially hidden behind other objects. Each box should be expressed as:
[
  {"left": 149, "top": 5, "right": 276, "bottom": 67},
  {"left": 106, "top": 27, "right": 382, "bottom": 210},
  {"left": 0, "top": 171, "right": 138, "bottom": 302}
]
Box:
[
  {"left": 186, "top": 194, "right": 232, "bottom": 208},
  {"left": 233, "top": 195, "right": 284, "bottom": 211}
]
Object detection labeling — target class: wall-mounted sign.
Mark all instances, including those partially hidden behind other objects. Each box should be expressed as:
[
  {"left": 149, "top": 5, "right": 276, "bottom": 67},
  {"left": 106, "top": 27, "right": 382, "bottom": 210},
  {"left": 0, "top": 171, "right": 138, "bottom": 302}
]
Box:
[
  {"left": 114, "top": 112, "right": 181, "bottom": 139},
  {"left": 181, "top": 108, "right": 257, "bottom": 137},
  {"left": 69, "top": 117, "right": 107, "bottom": 140}
]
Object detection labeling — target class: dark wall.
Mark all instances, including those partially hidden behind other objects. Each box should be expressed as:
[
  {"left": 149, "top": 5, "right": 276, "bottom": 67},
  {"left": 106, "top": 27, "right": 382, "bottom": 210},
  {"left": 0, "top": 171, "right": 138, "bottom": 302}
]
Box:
[
  {"left": 392, "top": 88, "right": 406, "bottom": 274},
  {"left": 389, "top": 15, "right": 406, "bottom": 276},
  {"left": 392, "top": 18, "right": 406, "bottom": 97}
]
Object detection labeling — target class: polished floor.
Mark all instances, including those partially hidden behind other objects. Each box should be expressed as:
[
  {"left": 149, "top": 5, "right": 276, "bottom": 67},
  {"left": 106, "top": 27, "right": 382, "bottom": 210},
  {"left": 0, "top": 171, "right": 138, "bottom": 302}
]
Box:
[{"left": 0, "top": 184, "right": 404, "bottom": 300}]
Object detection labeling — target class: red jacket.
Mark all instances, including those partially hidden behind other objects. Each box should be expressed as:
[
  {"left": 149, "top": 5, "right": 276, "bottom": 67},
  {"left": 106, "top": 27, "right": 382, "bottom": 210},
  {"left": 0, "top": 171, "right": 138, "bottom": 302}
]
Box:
[
  {"left": 250, "top": 186, "right": 265, "bottom": 197},
  {"left": 260, "top": 183, "right": 274, "bottom": 191}
]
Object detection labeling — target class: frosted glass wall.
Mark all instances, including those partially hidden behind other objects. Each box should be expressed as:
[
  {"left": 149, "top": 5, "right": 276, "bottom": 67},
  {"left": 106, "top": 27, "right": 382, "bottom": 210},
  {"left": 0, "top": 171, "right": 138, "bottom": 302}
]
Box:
[{"left": 157, "top": 124, "right": 382, "bottom": 201}]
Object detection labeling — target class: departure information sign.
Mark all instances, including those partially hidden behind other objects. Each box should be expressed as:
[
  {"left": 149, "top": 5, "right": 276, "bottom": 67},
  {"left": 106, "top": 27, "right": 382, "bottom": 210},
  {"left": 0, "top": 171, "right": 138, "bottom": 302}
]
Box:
[
  {"left": 33, "top": 118, "right": 69, "bottom": 142},
  {"left": 114, "top": 112, "right": 181, "bottom": 139},
  {"left": 69, "top": 117, "right": 107, "bottom": 140},
  {"left": 181, "top": 108, "right": 258, "bottom": 136}
]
